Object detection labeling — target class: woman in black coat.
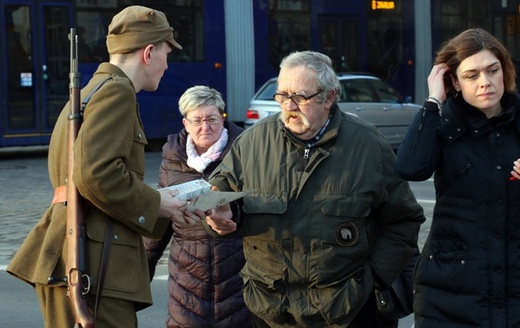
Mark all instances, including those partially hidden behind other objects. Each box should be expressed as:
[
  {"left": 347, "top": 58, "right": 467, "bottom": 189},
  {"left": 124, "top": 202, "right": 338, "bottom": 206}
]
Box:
[
  {"left": 395, "top": 28, "right": 520, "bottom": 327},
  {"left": 144, "top": 86, "right": 251, "bottom": 328}
]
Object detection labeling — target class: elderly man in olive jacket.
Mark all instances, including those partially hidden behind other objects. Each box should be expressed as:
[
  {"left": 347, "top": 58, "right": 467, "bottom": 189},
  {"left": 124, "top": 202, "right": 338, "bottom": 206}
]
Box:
[
  {"left": 7, "top": 6, "right": 186, "bottom": 328},
  {"left": 200, "top": 51, "right": 425, "bottom": 327}
]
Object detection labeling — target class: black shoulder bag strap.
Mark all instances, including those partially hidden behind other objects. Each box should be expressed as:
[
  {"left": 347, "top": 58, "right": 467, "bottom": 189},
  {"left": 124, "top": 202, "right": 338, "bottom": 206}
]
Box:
[{"left": 79, "top": 75, "right": 114, "bottom": 319}]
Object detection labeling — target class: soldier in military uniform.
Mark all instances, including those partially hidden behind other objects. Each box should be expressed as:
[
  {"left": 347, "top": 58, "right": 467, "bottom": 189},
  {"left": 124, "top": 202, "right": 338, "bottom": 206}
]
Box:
[{"left": 7, "top": 6, "right": 185, "bottom": 327}]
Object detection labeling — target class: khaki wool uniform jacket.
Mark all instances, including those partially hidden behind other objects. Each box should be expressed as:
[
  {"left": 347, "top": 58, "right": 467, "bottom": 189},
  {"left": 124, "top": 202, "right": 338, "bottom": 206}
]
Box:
[
  {"left": 7, "top": 63, "right": 169, "bottom": 309},
  {"left": 209, "top": 107, "right": 425, "bottom": 326}
]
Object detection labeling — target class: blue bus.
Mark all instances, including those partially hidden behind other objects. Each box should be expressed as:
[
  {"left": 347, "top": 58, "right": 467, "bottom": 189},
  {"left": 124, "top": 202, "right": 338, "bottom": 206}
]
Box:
[
  {"left": 2, "top": 0, "right": 518, "bottom": 148},
  {"left": 1, "top": 0, "right": 235, "bottom": 149},
  {"left": 0, "top": 0, "right": 416, "bottom": 149}
]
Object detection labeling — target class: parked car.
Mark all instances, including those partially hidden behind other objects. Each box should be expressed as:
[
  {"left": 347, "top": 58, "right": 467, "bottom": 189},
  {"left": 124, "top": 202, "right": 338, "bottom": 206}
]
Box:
[{"left": 245, "top": 73, "right": 422, "bottom": 150}]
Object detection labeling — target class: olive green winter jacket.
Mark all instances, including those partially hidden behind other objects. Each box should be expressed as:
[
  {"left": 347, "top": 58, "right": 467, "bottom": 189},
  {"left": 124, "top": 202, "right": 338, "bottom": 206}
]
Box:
[{"left": 209, "top": 106, "right": 424, "bottom": 327}]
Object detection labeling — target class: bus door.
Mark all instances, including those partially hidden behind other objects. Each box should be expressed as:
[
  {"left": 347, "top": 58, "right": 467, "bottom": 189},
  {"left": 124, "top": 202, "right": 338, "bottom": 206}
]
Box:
[
  {"left": 1, "top": 1, "right": 72, "bottom": 146},
  {"left": 318, "top": 15, "right": 360, "bottom": 72}
]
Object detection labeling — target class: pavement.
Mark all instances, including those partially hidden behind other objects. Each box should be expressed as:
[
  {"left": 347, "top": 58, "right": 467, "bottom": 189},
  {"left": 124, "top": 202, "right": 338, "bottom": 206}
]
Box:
[
  {"left": 0, "top": 146, "right": 167, "bottom": 268},
  {"left": 0, "top": 146, "right": 431, "bottom": 328}
]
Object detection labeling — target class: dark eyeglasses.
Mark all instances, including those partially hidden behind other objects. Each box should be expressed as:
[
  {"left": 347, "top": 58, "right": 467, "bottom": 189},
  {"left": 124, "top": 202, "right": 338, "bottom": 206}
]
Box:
[
  {"left": 273, "top": 91, "right": 322, "bottom": 105},
  {"left": 185, "top": 115, "right": 222, "bottom": 126}
]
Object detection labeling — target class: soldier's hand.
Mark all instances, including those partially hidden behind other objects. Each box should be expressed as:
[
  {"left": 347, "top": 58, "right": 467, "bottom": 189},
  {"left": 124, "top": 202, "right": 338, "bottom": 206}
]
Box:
[{"left": 157, "top": 188, "right": 187, "bottom": 219}]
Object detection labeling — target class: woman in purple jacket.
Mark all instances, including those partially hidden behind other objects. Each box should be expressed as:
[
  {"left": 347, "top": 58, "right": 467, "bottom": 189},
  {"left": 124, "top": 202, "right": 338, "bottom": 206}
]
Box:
[{"left": 144, "top": 86, "right": 251, "bottom": 328}]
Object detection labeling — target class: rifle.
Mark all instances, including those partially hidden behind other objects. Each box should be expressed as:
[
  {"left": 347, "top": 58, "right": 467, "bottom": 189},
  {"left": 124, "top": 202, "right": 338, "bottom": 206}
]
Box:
[{"left": 66, "top": 27, "right": 95, "bottom": 328}]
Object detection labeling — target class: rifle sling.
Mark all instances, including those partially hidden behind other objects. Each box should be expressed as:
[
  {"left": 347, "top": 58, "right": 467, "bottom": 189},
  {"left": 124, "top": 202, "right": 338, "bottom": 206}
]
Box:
[
  {"left": 94, "top": 218, "right": 113, "bottom": 320},
  {"left": 80, "top": 76, "right": 114, "bottom": 117},
  {"left": 54, "top": 77, "right": 114, "bottom": 205},
  {"left": 78, "top": 75, "right": 114, "bottom": 319},
  {"left": 53, "top": 76, "right": 113, "bottom": 207}
]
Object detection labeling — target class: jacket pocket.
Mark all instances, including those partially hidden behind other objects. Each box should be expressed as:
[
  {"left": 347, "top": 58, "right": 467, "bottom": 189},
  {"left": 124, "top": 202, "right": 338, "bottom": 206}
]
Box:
[
  {"left": 240, "top": 193, "right": 287, "bottom": 239},
  {"left": 240, "top": 193, "right": 287, "bottom": 279},
  {"left": 86, "top": 217, "right": 142, "bottom": 293},
  {"left": 415, "top": 238, "right": 469, "bottom": 289},
  {"left": 314, "top": 196, "right": 373, "bottom": 286},
  {"left": 132, "top": 121, "right": 148, "bottom": 146},
  {"left": 320, "top": 195, "right": 372, "bottom": 217},
  {"left": 125, "top": 122, "right": 148, "bottom": 177},
  {"left": 320, "top": 195, "right": 373, "bottom": 246},
  {"left": 242, "top": 193, "right": 287, "bottom": 214},
  {"left": 427, "top": 238, "right": 468, "bottom": 263}
]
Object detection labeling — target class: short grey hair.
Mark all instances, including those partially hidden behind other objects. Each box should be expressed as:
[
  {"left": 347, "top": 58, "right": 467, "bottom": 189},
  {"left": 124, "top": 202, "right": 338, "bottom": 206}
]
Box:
[
  {"left": 279, "top": 51, "right": 341, "bottom": 103},
  {"left": 178, "top": 85, "right": 226, "bottom": 117}
]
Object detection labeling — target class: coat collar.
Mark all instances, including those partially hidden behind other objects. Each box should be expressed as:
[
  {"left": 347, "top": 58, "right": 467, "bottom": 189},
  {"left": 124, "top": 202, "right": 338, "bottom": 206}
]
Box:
[
  {"left": 439, "top": 92, "right": 520, "bottom": 142},
  {"left": 94, "top": 62, "right": 134, "bottom": 90},
  {"left": 281, "top": 104, "right": 341, "bottom": 147}
]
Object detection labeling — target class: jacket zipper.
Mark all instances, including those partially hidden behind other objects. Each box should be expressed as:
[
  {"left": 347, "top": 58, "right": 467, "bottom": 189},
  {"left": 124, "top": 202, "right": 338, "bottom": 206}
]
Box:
[{"left": 304, "top": 148, "right": 310, "bottom": 160}]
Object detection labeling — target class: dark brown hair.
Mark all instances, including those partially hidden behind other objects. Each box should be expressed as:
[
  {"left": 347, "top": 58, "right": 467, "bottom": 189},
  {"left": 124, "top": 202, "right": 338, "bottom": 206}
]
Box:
[{"left": 434, "top": 28, "right": 517, "bottom": 95}]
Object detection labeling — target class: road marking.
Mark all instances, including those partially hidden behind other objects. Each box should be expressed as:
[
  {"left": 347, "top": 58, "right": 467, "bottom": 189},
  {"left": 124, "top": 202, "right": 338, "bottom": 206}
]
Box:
[
  {"left": 417, "top": 199, "right": 436, "bottom": 204},
  {"left": 0, "top": 264, "right": 7, "bottom": 271}
]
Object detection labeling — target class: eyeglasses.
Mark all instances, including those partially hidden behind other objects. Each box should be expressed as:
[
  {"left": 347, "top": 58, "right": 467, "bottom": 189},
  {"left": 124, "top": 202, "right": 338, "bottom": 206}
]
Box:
[
  {"left": 273, "top": 91, "right": 322, "bottom": 105},
  {"left": 185, "top": 115, "right": 222, "bottom": 127}
]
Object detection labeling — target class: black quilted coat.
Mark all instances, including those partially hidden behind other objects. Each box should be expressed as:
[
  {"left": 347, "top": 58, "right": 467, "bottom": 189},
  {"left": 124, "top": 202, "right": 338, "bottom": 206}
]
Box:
[
  {"left": 395, "top": 93, "right": 520, "bottom": 327},
  {"left": 144, "top": 121, "right": 252, "bottom": 328}
]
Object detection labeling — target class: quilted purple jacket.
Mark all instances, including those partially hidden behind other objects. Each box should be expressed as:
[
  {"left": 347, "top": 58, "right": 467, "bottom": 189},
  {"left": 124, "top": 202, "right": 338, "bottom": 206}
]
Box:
[{"left": 144, "top": 121, "right": 252, "bottom": 328}]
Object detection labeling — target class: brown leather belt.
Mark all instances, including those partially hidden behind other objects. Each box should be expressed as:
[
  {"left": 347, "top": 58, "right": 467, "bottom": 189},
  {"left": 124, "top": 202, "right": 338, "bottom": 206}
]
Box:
[
  {"left": 52, "top": 185, "right": 66, "bottom": 204},
  {"left": 52, "top": 185, "right": 93, "bottom": 206}
]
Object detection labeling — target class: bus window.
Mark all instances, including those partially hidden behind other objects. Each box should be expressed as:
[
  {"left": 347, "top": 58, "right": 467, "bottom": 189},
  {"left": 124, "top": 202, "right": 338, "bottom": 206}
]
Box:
[
  {"left": 75, "top": 0, "right": 204, "bottom": 63},
  {"left": 5, "top": 4, "right": 34, "bottom": 129},
  {"left": 43, "top": 5, "right": 71, "bottom": 128}
]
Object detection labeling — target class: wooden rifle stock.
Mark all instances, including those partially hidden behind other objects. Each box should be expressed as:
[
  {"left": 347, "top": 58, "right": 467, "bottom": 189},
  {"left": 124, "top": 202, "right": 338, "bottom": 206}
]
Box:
[{"left": 66, "top": 28, "right": 95, "bottom": 328}]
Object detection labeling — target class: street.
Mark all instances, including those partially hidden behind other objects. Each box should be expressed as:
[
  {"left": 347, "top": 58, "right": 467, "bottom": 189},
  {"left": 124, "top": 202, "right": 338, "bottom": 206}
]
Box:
[{"left": 0, "top": 147, "right": 433, "bottom": 327}]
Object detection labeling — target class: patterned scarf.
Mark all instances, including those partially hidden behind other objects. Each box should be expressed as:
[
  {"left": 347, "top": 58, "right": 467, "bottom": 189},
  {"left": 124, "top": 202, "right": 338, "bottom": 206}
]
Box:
[{"left": 186, "top": 128, "right": 229, "bottom": 172}]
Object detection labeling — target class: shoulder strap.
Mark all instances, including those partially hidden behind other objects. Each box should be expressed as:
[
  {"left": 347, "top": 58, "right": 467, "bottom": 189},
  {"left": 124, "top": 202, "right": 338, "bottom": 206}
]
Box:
[
  {"left": 94, "top": 219, "right": 113, "bottom": 320},
  {"left": 80, "top": 76, "right": 113, "bottom": 117}
]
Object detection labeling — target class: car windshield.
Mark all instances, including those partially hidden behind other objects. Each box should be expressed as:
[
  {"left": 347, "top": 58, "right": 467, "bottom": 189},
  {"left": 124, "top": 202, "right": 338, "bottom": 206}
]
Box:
[
  {"left": 256, "top": 77, "right": 403, "bottom": 104},
  {"left": 256, "top": 80, "right": 278, "bottom": 100},
  {"left": 340, "top": 78, "right": 402, "bottom": 104}
]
